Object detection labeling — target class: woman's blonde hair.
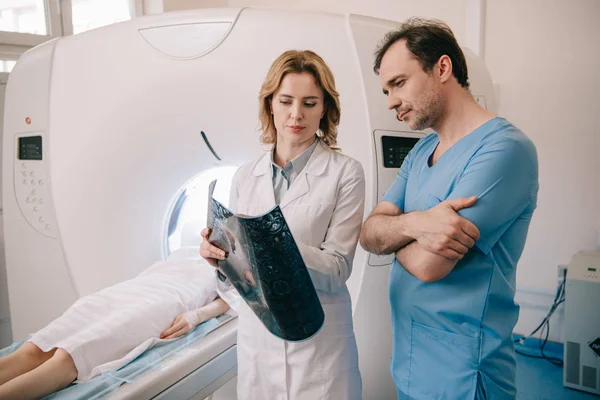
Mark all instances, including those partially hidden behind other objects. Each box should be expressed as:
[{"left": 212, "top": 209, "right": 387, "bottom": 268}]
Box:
[{"left": 258, "top": 50, "right": 341, "bottom": 150}]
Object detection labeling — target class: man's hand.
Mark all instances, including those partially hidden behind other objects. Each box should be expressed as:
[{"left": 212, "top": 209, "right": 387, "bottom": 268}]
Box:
[{"left": 409, "top": 197, "right": 480, "bottom": 260}]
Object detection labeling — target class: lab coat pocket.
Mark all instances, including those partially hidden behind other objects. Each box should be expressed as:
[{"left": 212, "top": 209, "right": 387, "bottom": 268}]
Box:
[
  {"left": 320, "top": 302, "right": 354, "bottom": 338},
  {"left": 408, "top": 320, "right": 480, "bottom": 400},
  {"left": 319, "top": 303, "right": 359, "bottom": 368}
]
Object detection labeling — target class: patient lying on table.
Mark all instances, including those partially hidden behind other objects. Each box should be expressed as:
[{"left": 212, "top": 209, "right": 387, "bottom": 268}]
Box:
[{"left": 0, "top": 254, "right": 230, "bottom": 400}]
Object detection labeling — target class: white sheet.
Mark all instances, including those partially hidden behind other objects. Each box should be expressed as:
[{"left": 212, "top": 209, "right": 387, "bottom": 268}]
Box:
[{"left": 28, "top": 252, "right": 218, "bottom": 381}]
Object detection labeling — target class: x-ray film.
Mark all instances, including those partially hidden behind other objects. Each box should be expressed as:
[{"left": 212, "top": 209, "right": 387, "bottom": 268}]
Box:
[{"left": 207, "top": 180, "right": 324, "bottom": 341}]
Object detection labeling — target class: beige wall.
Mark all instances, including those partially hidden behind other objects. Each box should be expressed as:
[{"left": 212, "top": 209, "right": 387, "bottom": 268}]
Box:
[{"left": 485, "top": 0, "right": 600, "bottom": 288}]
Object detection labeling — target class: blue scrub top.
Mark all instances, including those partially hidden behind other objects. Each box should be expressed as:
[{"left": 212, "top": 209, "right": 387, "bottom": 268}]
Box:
[{"left": 382, "top": 117, "right": 539, "bottom": 399}]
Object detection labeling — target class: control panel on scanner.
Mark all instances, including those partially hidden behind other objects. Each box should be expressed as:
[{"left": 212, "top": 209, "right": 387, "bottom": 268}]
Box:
[{"left": 14, "top": 134, "right": 57, "bottom": 238}]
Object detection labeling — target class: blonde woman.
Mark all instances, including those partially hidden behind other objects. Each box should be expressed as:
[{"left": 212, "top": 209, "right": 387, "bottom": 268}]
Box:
[{"left": 200, "top": 50, "right": 365, "bottom": 399}]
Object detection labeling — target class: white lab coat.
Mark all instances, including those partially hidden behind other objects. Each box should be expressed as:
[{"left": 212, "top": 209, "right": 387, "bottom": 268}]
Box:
[{"left": 223, "top": 140, "right": 365, "bottom": 400}]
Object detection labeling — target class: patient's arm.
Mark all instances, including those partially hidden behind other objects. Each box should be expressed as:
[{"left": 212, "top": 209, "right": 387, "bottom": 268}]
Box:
[
  {"left": 196, "top": 297, "right": 230, "bottom": 321},
  {"left": 160, "top": 298, "right": 229, "bottom": 340}
]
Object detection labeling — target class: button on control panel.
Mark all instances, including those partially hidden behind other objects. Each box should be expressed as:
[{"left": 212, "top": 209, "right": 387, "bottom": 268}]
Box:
[
  {"left": 583, "top": 267, "right": 599, "bottom": 282},
  {"left": 14, "top": 136, "right": 57, "bottom": 239}
]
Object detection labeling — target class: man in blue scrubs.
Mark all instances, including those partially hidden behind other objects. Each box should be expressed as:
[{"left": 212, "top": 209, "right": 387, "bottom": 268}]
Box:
[{"left": 359, "top": 18, "right": 539, "bottom": 399}]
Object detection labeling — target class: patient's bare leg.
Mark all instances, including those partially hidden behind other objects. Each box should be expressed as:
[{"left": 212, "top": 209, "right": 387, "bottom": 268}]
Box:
[
  {"left": 0, "top": 342, "right": 56, "bottom": 386},
  {"left": 0, "top": 348, "right": 77, "bottom": 400}
]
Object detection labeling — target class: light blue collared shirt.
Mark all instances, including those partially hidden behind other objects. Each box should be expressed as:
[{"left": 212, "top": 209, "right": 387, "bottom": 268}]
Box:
[{"left": 270, "top": 137, "right": 319, "bottom": 205}]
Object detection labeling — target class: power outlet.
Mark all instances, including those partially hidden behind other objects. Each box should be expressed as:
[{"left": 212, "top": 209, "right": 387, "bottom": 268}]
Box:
[{"left": 557, "top": 264, "right": 568, "bottom": 289}]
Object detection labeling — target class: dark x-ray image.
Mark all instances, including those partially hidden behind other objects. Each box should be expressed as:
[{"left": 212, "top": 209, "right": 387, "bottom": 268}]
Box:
[{"left": 207, "top": 180, "right": 324, "bottom": 341}]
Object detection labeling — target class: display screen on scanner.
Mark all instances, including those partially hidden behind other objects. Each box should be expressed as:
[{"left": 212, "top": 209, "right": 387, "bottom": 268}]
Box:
[{"left": 19, "top": 136, "right": 42, "bottom": 160}]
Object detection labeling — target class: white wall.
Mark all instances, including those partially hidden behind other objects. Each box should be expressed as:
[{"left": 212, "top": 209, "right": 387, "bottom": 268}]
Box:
[{"left": 485, "top": 0, "right": 600, "bottom": 289}]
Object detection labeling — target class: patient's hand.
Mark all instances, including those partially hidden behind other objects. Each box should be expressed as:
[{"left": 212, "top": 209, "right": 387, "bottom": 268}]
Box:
[{"left": 160, "top": 310, "right": 203, "bottom": 340}]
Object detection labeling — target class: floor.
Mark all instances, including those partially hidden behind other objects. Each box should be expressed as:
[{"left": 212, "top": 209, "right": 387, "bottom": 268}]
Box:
[
  {"left": 515, "top": 335, "right": 599, "bottom": 399},
  {"left": 207, "top": 337, "right": 600, "bottom": 400}
]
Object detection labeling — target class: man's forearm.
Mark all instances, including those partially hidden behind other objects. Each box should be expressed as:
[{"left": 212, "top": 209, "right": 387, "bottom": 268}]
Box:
[
  {"left": 360, "top": 212, "right": 417, "bottom": 255},
  {"left": 395, "top": 242, "right": 458, "bottom": 283}
]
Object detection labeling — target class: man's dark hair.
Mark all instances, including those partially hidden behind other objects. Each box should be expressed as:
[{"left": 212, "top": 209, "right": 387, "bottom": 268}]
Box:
[{"left": 373, "top": 18, "right": 470, "bottom": 90}]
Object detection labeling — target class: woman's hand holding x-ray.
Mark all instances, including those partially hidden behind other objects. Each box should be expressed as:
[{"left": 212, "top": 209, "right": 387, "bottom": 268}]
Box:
[{"left": 199, "top": 227, "right": 226, "bottom": 268}]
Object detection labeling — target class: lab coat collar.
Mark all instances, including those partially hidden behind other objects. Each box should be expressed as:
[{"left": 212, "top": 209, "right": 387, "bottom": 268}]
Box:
[
  {"left": 250, "top": 140, "right": 332, "bottom": 209},
  {"left": 251, "top": 139, "right": 332, "bottom": 177}
]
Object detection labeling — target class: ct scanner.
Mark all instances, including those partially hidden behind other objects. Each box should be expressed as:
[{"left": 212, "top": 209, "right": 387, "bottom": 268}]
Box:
[{"left": 2, "top": 7, "right": 496, "bottom": 399}]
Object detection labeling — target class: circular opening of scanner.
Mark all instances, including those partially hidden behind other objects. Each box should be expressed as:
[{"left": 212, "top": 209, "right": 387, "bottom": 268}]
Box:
[{"left": 165, "top": 166, "right": 238, "bottom": 256}]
